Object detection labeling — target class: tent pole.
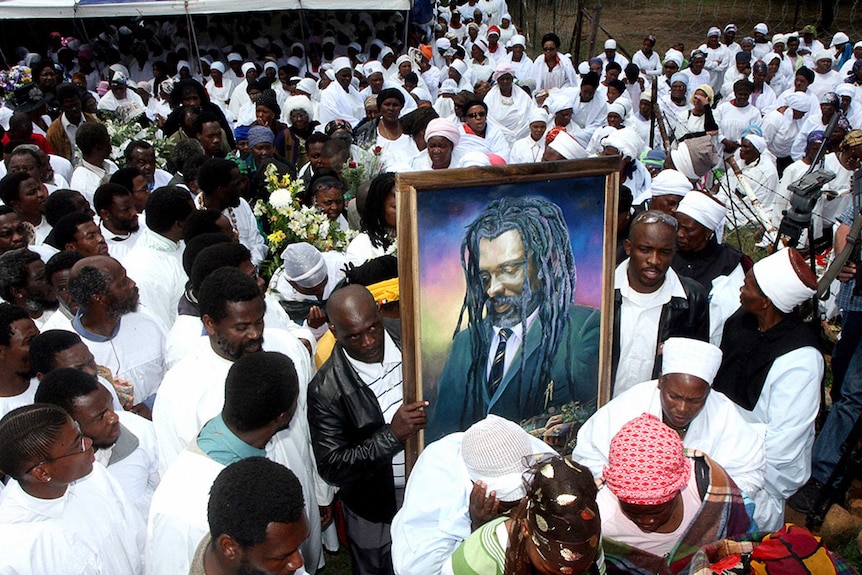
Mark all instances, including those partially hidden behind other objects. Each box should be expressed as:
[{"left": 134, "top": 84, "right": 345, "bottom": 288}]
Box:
[
  {"left": 297, "top": 2, "right": 311, "bottom": 78},
  {"left": 185, "top": 2, "right": 202, "bottom": 77}
]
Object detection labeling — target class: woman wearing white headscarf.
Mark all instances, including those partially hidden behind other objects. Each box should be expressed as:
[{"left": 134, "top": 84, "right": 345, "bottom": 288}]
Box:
[
  {"left": 510, "top": 108, "right": 550, "bottom": 164},
  {"left": 318, "top": 57, "right": 365, "bottom": 128},
  {"left": 484, "top": 64, "right": 534, "bottom": 143},
  {"left": 205, "top": 61, "right": 234, "bottom": 113},
  {"left": 718, "top": 133, "right": 779, "bottom": 233}
]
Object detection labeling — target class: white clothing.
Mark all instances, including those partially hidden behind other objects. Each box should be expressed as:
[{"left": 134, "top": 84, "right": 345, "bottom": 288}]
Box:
[
  {"left": 682, "top": 68, "right": 711, "bottom": 100},
  {"left": 123, "top": 228, "right": 187, "bottom": 332},
  {"left": 346, "top": 231, "right": 395, "bottom": 263},
  {"left": 810, "top": 70, "right": 842, "bottom": 100},
  {"left": 613, "top": 262, "right": 687, "bottom": 397},
  {"left": 707, "top": 263, "right": 745, "bottom": 346},
  {"left": 97, "top": 89, "right": 145, "bottom": 112},
  {"left": 70, "top": 159, "right": 119, "bottom": 208},
  {"left": 531, "top": 54, "right": 577, "bottom": 91},
  {"left": 377, "top": 130, "right": 421, "bottom": 168},
  {"left": 272, "top": 252, "right": 349, "bottom": 339},
  {"left": 99, "top": 221, "right": 142, "bottom": 264},
  {"left": 0, "top": 379, "right": 37, "bottom": 421},
  {"left": 720, "top": 156, "right": 779, "bottom": 232},
  {"left": 698, "top": 43, "right": 731, "bottom": 94},
  {"left": 145, "top": 446, "right": 223, "bottom": 575},
  {"left": 108, "top": 410, "right": 160, "bottom": 522},
  {"left": 572, "top": 380, "right": 766, "bottom": 496},
  {"left": 458, "top": 120, "right": 511, "bottom": 161},
  {"left": 633, "top": 50, "right": 662, "bottom": 77},
  {"left": 791, "top": 113, "right": 829, "bottom": 161},
  {"left": 570, "top": 95, "right": 609, "bottom": 147},
  {"left": 205, "top": 78, "right": 234, "bottom": 108},
  {"left": 772, "top": 159, "right": 810, "bottom": 232},
  {"left": 74, "top": 310, "right": 166, "bottom": 404},
  {"left": 318, "top": 83, "right": 366, "bottom": 128},
  {"left": 483, "top": 85, "right": 534, "bottom": 143},
  {"left": 598, "top": 472, "right": 702, "bottom": 556},
  {"left": 733, "top": 347, "right": 823, "bottom": 531},
  {"left": 715, "top": 102, "right": 762, "bottom": 151},
  {"left": 391, "top": 432, "right": 553, "bottom": 575},
  {"left": 153, "top": 331, "right": 312, "bottom": 475},
  {"left": 0, "top": 463, "right": 145, "bottom": 575},
  {"left": 509, "top": 135, "right": 545, "bottom": 164},
  {"left": 226, "top": 198, "right": 267, "bottom": 266},
  {"left": 498, "top": 53, "right": 534, "bottom": 83},
  {"left": 760, "top": 108, "right": 802, "bottom": 159}
]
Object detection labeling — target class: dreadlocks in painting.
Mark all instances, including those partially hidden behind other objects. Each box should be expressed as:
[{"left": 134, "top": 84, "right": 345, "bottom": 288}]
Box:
[{"left": 425, "top": 196, "right": 601, "bottom": 442}]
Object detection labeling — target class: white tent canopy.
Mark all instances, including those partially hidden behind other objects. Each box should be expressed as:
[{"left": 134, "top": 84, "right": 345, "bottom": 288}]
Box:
[{"left": 0, "top": 0, "right": 411, "bottom": 19}]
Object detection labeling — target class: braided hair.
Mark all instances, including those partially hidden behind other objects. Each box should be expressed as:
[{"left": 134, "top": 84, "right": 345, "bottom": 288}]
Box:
[
  {"left": 455, "top": 196, "right": 575, "bottom": 419},
  {"left": 0, "top": 403, "right": 69, "bottom": 478}
]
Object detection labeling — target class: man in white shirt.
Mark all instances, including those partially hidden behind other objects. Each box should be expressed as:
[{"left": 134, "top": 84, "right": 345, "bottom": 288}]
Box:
[
  {"left": 189, "top": 457, "right": 310, "bottom": 575},
  {"left": 196, "top": 158, "right": 267, "bottom": 266},
  {"left": 67, "top": 255, "right": 166, "bottom": 412},
  {"left": 124, "top": 140, "right": 173, "bottom": 191},
  {"left": 612, "top": 211, "right": 709, "bottom": 397},
  {"left": 0, "top": 248, "right": 60, "bottom": 330},
  {"left": 69, "top": 122, "right": 119, "bottom": 208},
  {"left": 35, "top": 368, "right": 159, "bottom": 522},
  {"left": 94, "top": 183, "right": 142, "bottom": 264},
  {"left": 123, "top": 186, "right": 194, "bottom": 331}
]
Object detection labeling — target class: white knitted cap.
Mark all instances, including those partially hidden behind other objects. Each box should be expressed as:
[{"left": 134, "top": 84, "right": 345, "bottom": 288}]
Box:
[
  {"left": 461, "top": 415, "right": 534, "bottom": 502},
  {"left": 281, "top": 242, "right": 327, "bottom": 288},
  {"left": 661, "top": 337, "right": 723, "bottom": 384}
]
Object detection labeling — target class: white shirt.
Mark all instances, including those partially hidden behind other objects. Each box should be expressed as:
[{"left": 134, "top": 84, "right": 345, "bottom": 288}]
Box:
[
  {"left": 572, "top": 379, "right": 766, "bottom": 497},
  {"left": 391, "top": 432, "right": 554, "bottom": 575},
  {"left": 272, "top": 251, "right": 349, "bottom": 339},
  {"left": 509, "top": 134, "right": 545, "bottom": 164},
  {"left": 107, "top": 410, "right": 160, "bottom": 522},
  {"left": 732, "top": 347, "right": 823, "bottom": 531},
  {"left": 99, "top": 221, "right": 142, "bottom": 264},
  {"left": 484, "top": 85, "right": 534, "bottom": 143},
  {"left": 318, "top": 82, "right": 366, "bottom": 128},
  {"left": 123, "top": 228, "right": 186, "bottom": 332},
  {"left": 0, "top": 463, "right": 145, "bottom": 575},
  {"left": 614, "top": 261, "right": 686, "bottom": 397},
  {"left": 0, "top": 379, "right": 37, "bottom": 421},
  {"left": 345, "top": 331, "right": 406, "bottom": 487},
  {"left": 70, "top": 159, "right": 119, "bottom": 208},
  {"left": 226, "top": 198, "right": 267, "bottom": 266},
  {"left": 74, "top": 310, "right": 166, "bottom": 404}
]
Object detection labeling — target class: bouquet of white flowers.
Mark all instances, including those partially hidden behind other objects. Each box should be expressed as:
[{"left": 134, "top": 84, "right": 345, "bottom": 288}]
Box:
[{"left": 253, "top": 163, "right": 355, "bottom": 274}]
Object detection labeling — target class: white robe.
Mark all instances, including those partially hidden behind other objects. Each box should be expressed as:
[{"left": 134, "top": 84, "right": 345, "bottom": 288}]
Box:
[
  {"left": 572, "top": 379, "right": 766, "bottom": 497},
  {"left": 390, "top": 432, "right": 553, "bottom": 575},
  {"left": 732, "top": 347, "right": 824, "bottom": 530},
  {"left": 0, "top": 463, "right": 145, "bottom": 575},
  {"left": 109, "top": 410, "right": 160, "bottom": 523},
  {"left": 318, "top": 83, "right": 365, "bottom": 128},
  {"left": 123, "top": 228, "right": 187, "bottom": 333},
  {"left": 484, "top": 85, "right": 535, "bottom": 143}
]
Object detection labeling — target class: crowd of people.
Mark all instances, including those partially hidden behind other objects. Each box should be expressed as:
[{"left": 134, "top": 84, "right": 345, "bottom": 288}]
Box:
[{"left": 0, "top": 2, "right": 862, "bottom": 575}]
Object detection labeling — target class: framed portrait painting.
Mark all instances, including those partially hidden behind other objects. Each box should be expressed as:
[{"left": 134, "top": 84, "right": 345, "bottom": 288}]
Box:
[{"left": 397, "top": 157, "right": 619, "bottom": 465}]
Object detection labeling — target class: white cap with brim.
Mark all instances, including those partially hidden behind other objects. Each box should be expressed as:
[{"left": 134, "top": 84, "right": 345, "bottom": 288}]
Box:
[
  {"left": 661, "top": 337, "right": 723, "bottom": 385},
  {"left": 548, "top": 131, "right": 588, "bottom": 159},
  {"left": 676, "top": 191, "right": 726, "bottom": 232},
  {"left": 752, "top": 248, "right": 816, "bottom": 313},
  {"left": 649, "top": 169, "right": 693, "bottom": 197}
]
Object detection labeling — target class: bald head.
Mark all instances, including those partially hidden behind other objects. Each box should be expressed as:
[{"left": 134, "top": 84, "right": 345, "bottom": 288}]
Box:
[{"left": 328, "top": 285, "right": 385, "bottom": 364}]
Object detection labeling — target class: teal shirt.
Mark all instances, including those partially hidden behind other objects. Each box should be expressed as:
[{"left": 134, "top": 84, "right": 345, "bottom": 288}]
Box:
[{"left": 196, "top": 414, "right": 266, "bottom": 466}]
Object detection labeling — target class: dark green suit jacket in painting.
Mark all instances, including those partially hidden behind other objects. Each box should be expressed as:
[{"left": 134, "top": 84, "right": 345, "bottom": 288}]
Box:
[{"left": 425, "top": 304, "right": 601, "bottom": 442}]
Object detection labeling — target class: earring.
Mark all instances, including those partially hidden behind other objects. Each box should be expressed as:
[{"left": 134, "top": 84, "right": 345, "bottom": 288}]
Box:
[{"left": 46, "top": 477, "right": 52, "bottom": 482}]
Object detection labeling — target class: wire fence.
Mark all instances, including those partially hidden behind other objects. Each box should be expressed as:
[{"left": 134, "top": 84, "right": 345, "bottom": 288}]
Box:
[{"left": 508, "top": 0, "right": 862, "bottom": 62}]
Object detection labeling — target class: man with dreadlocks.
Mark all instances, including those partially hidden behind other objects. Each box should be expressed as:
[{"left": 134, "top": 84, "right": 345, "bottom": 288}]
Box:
[{"left": 425, "top": 196, "right": 601, "bottom": 443}]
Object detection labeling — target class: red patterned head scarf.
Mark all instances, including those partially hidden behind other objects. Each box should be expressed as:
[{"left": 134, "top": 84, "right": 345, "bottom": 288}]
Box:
[{"left": 603, "top": 413, "right": 690, "bottom": 505}]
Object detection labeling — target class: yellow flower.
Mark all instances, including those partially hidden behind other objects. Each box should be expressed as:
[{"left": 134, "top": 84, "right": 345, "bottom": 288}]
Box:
[{"left": 268, "top": 230, "right": 286, "bottom": 245}]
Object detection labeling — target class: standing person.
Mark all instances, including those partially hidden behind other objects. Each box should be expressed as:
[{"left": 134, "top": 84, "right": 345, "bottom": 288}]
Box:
[
  {"left": 531, "top": 33, "right": 577, "bottom": 91},
  {"left": 0, "top": 404, "right": 145, "bottom": 574},
  {"left": 308, "top": 285, "right": 427, "bottom": 575},
  {"left": 712, "top": 247, "right": 823, "bottom": 530}
]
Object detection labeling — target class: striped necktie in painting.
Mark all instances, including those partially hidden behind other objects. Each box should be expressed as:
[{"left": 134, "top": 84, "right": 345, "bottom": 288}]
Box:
[{"left": 488, "top": 328, "right": 512, "bottom": 395}]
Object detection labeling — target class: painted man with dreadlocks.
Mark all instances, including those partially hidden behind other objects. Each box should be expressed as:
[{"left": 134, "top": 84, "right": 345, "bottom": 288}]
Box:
[{"left": 425, "top": 196, "right": 601, "bottom": 443}]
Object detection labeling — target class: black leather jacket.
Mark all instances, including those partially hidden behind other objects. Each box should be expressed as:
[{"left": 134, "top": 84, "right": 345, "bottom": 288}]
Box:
[
  {"left": 308, "top": 319, "right": 403, "bottom": 523},
  {"left": 611, "top": 274, "right": 709, "bottom": 392}
]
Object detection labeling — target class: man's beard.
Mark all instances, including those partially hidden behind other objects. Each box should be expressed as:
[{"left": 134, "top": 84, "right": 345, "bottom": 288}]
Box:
[
  {"left": 26, "top": 296, "right": 59, "bottom": 313},
  {"left": 116, "top": 217, "right": 140, "bottom": 233},
  {"left": 216, "top": 334, "right": 265, "bottom": 361},
  {"left": 108, "top": 289, "right": 139, "bottom": 318},
  {"left": 485, "top": 286, "right": 540, "bottom": 328}
]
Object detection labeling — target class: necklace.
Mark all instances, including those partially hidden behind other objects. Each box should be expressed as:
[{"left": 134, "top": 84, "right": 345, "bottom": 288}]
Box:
[{"left": 195, "top": 193, "right": 239, "bottom": 233}]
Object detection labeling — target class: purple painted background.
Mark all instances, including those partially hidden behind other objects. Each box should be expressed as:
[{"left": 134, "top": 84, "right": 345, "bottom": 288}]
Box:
[{"left": 415, "top": 176, "right": 608, "bottom": 400}]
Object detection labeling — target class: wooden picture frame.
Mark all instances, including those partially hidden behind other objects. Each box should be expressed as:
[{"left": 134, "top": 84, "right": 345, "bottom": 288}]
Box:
[{"left": 396, "top": 157, "right": 620, "bottom": 471}]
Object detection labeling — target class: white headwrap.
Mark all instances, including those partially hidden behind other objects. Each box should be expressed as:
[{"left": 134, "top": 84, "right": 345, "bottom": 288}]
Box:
[
  {"left": 332, "top": 57, "right": 352, "bottom": 73},
  {"left": 649, "top": 169, "right": 692, "bottom": 197},
  {"left": 492, "top": 62, "right": 516, "bottom": 82},
  {"left": 743, "top": 134, "right": 767, "bottom": 155},
  {"left": 296, "top": 78, "right": 318, "bottom": 98},
  {"left": 528, "top": 108, "right": 550, "bottom": 125},
  {"left": 450, "top": 59, "right": 468, "bottom": 77},
  {"left": 439, "top": 78, "right": 458, "bottom": 95},
  {"left": 752, "top": 248, "right": 816, "bottom": 313},
  {"left": 661, "top": 338, "right": 723, "bottom": 384},
  {"left": 281, "top": 243, "right": 327, "bottom": 289},
  {"left": 210, "top": 61, "right": 226, "bottom": 74},
  {"left": 664, "top": 49, "right": 684, "bottom": 68},
  {"left": 510, "top": 34, "right": 526, "bottom": 48},
  {"left": 676, "top": 191, "right": 726, "bottom": 232},
  {"left": 785, "top": 92, "right": 810, "bottom": 112},
  {"left": 457, "top": 151, "right": 492, "bottom": 167},
  {"left": 227, "top": 52, "right": 242, "bottom": 62},
  {"left": 548, "top": 131, "right": 588, "bottom": 159},
  {"left": 546, "top": 92, "right": 574, "bottom": 115},
  {"left": 241, "top": 62, "right": 256, "bottom": 75},
  {"left": 601, "top": 128, "right": 641, "bottom": 160},
  {"left": 607, "top": 101, "right": 627, "bottom": 119}
]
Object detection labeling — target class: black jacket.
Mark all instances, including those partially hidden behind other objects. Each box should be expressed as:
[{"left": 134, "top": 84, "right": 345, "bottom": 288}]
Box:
[
  {"left": 611, "top": 273, "right": 709, "bottom": 393},
  {"left": 308, "top": 319, "right": 403, "bottom": 523}
]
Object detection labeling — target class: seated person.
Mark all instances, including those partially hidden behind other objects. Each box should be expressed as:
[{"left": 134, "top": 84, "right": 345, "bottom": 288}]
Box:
[
  {"left": 446, "top": 455, "right": 603, "bottom": 575},
  {"left": 573, "top": 337, "right": 765, "bottom": 499},
  {"left": 599, "top": 413, "right": 751, "bottom": 574}
]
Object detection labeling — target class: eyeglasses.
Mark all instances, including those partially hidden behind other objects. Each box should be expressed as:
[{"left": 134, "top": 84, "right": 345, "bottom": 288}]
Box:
[
  {"left": 542, "top": 46, "right": 557, "bottom": 52},
  {"left": 25, "top": 422, "right": 88, "bottom": 474},
  {"left": 467, "top": 111, "right": 487, "bottom": 118}
]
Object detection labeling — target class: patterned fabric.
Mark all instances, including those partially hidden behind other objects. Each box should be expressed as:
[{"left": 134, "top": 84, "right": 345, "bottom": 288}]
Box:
[
  {"left": 487, "top": 328, "right": 511, "bottom": 394},
  {"left": 687, "top": 526, "right": 857, "bottom": 575},
  {"left": 603, "top": 450, "right": 752, "bottom": 575},
  {"left": 604, "top": 413, "right": 691, "bottom": 505},
  {"left": 750, "top": 524, "right": 838, "bottom": 575}
]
